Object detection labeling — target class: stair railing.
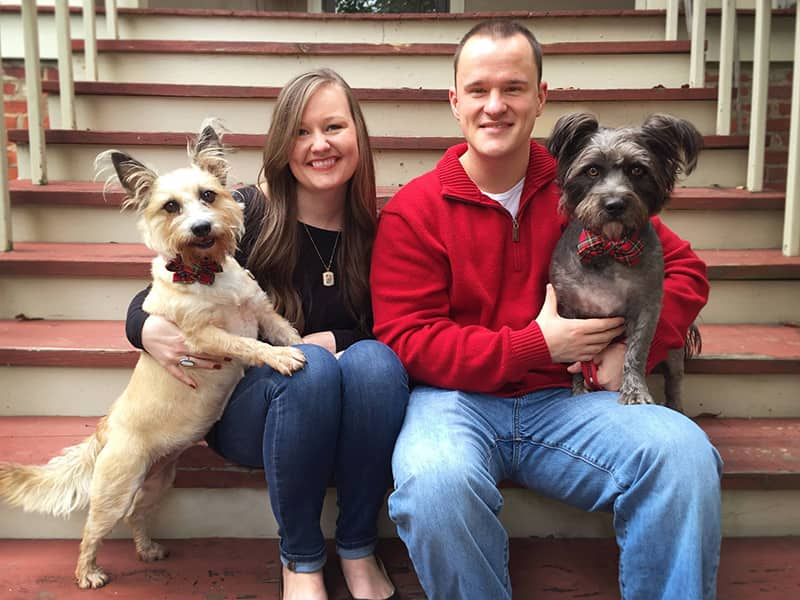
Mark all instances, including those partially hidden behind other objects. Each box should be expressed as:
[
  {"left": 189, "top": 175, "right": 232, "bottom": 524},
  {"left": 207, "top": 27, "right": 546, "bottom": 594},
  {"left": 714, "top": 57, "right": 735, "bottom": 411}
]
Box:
[{"left": 679, "top": 0, "right": 798, "bottom": 256}]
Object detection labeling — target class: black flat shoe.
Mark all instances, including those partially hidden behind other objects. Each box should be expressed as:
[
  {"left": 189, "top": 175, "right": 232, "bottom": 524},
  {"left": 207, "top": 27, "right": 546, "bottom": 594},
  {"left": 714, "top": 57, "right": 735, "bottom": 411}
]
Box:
[{"left": 346, "top": 554, "right": 398, "bottom": 600}]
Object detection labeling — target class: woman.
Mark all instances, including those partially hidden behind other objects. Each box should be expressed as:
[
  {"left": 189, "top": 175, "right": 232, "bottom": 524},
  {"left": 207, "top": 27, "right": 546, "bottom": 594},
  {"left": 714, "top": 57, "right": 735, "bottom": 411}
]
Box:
[{"left": 125, "top": 68, "right": 408, "bottom": 600}]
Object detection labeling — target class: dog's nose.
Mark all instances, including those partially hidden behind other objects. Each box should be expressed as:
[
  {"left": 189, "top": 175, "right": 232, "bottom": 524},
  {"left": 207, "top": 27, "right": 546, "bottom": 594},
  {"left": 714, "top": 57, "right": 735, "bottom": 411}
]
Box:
[
  {"left": 604, "top": 198, "right": 627, "bottom": 216},
  {"left": 191, "top": 221, "right": 212, "bottom": 237}
]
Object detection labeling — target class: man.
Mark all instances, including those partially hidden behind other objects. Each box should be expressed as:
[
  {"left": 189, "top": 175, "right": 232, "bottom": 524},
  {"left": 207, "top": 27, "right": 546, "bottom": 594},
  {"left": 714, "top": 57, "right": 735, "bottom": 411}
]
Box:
[{"left": 370, "top": 19, "right": 722, "bottom": 600}]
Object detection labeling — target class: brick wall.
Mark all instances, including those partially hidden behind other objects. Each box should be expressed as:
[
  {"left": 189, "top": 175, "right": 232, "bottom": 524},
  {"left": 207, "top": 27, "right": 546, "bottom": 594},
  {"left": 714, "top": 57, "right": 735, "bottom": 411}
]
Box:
[
  {"left": 706, "top": 61, "right": 793, "bottom": 190},
  {"left": 2, "top": 60, "right": 56, "bottom": 180}
]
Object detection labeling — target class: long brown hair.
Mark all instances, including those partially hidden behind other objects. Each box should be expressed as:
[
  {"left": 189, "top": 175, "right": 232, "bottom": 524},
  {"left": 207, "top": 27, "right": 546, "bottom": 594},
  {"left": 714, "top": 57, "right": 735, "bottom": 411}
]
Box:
[{"left": 247, "top": 68, "right": 377, "bottom": 334}]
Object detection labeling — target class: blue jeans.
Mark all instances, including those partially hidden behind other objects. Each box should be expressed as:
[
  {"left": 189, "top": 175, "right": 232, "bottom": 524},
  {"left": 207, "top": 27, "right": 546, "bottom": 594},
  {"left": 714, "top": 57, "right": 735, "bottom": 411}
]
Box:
[
  {"left": 389, "top": 385, "right": 723, "bottom": 600},
  {"left": 206, "top": 340, "right": 408, "bottom": 572}
]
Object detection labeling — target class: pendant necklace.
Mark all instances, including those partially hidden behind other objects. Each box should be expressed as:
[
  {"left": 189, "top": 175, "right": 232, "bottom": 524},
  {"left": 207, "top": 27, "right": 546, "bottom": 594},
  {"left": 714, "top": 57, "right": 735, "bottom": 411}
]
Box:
[{"left": 303, "top": 223, "right": 340, "bottom": 287}]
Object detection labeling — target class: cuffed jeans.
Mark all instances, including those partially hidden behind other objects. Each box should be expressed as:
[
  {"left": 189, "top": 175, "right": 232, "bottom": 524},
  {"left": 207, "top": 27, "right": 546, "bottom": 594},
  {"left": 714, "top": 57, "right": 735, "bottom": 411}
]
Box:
[
  {"left": 206, "top": 340, "right": 408, "bottom": 572},
  {"left": 389, "top": 385, "right": 723, "bottom": 600}
]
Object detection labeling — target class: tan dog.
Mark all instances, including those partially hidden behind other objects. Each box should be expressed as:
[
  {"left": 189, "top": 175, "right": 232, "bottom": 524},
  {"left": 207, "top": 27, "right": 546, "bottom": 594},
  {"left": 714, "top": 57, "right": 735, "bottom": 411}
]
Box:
[{"left": 0, "top": 121, "right": 305, "bottom": 588}]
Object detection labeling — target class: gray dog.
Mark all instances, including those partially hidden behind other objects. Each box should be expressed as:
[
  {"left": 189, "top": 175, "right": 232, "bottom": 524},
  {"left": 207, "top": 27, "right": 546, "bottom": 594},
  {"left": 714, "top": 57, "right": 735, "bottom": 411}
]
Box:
[{"left": 547, "top": 112, "right": 702, "bottom": 411}]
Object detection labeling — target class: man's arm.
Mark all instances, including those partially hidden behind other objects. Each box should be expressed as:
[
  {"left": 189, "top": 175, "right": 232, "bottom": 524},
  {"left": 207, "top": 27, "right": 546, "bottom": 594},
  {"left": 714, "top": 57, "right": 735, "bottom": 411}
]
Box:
[
  {"left": 646, "top": 216, "right": 710, "bottom": 372},
  {"left": 371, "top": 206, "right": 623, "bottom": 392}
]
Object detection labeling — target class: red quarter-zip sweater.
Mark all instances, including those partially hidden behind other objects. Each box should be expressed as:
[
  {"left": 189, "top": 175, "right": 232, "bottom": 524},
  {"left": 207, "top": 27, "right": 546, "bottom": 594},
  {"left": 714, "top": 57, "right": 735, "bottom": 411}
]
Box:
[{"left": 371, "top": 141, "right": 709, "bottom": 396}]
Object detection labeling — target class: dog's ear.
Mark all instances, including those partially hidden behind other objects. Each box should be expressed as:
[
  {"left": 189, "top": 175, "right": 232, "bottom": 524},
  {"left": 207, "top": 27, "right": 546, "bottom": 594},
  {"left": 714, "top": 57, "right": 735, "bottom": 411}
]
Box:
[
  {"left": 547, "top": 113, "right": 599, "bottom": 181},
  {"left": 640, "top": 114, "right": 703, "bottom": 189},
  {"left": 107, "top": 151, "right": 158, "bottom": 210},
  {"left": 190, "top": 119, "right": 229, "bottom": 186}
]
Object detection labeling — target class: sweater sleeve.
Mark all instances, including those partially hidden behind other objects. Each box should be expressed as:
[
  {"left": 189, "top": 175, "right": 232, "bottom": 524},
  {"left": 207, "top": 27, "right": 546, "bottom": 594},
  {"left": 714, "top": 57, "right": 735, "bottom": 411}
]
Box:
[
  {"left": 125, "top": 286, "right": 151, "bottom": 350},
  {"left": 646, "top": 216, "right": 710, "bottom": 372},
  {"left": 371, "top": 207, "right": 551, "bottom": 393}
]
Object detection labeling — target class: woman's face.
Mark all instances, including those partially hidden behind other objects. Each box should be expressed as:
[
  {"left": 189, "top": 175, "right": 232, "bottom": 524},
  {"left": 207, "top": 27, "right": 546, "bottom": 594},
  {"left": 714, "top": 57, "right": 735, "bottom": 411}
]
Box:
[{"left": 289, "top": 84, "right": 360, "bottom": 197}]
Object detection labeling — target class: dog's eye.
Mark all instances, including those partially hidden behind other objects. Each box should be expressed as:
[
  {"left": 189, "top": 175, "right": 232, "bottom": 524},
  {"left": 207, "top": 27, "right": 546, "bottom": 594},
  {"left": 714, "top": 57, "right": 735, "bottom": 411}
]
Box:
[
  {"left": 163, "top": 200, "right": 180, "bottom": 214},
  {"left": 200, "top": 189, "right": 217, "bottom": 203},
  {"left": 586, "top": 166, "right": 601, "bottom": 178},
  {"left": 630, "top": 165, "right": 645, "bottom": 177}
]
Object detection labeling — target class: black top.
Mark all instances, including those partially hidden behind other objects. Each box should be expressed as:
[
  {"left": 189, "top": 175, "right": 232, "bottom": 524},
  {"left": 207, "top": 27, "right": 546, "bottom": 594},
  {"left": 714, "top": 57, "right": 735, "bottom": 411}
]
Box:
[{"left": 125, "top": 185, "right": 372, "bottom": 352}]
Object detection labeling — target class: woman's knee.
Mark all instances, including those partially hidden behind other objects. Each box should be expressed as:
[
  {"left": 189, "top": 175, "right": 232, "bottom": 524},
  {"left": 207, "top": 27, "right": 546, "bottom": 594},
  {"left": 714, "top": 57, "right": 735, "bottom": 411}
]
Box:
[{"left": 339, "top": 340, "right": 408, "bottom": 388}]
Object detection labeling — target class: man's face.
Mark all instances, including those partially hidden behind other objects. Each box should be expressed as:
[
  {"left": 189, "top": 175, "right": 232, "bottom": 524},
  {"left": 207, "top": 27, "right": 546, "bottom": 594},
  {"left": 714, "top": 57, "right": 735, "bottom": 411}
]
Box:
[{"left": 449, "top": 33, "right": 547, "bottom": 163}]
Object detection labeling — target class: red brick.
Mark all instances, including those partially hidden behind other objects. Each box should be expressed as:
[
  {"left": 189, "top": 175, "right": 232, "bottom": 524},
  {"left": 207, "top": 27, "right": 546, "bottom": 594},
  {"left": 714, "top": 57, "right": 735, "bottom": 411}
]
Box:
[
  {"left": 2, "top": 66, "right": 25, "bottom": 79},
  {"left": 3, "top": 100, "right": 27, "bottom": 114},
  {"left": 7, "top": 165, "right": 17, "bottom": 180},
  {"left": 4, "top": 115, "right": 18, "bottom": 130}
]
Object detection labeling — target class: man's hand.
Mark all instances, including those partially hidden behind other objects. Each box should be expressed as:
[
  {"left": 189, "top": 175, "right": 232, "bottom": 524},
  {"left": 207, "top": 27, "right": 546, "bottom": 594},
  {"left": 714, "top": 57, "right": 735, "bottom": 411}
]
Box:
[
  {"left": 567, "top": 342, "right": 627, "bottom": 391},
  {"left": 141, "top": 315, "right": 225, "bottom": 388},
  {"left": 536, "top": 284, "right": 625, "bottom": 364}
]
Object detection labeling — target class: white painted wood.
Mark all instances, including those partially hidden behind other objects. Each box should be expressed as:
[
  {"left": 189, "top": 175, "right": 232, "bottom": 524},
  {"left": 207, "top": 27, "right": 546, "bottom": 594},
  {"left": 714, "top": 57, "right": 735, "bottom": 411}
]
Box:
[
  {"left": 54, "top": 0, "right": 76, "bottom": 129},
  {"left": 104, "top": 0, "right": 119, "bottom": 39},
  {"left": 666, "top": 0, "right": 680, "bottom": 39},
  {"left": 15, "top": 143, "right": 750, "bottom": 188},
  {"left": 4, "top": 365, "right": 796, "bottom": 419},
  {"left": 783, "top": 8, "right": 800, "bottom": 256},
  {"left": 689, "top": 0, "right": 708, "bottom": 87},
  {"left": 45, "top": 93, "right": 719, "bottom": 136},
  {"left": 746, "top": 1, "right": 771, "bottom": 191},
  {"left": 21, "top": 0, "right": 46, "bottom": 185},
  {"left": 73, "top": 51, "right": 692, "bottom": 89},
  {"left": 716, "top": 0, "right": 736, "bottom": 134},
  {"left": 0, "top": 29, "right": 10, "bottom": 252},
  {"left": 82, "top": 0, "right": 97, "bottom": 80},
  {"left": 0, "top": 488, "right": 797, "bottom": 539}
]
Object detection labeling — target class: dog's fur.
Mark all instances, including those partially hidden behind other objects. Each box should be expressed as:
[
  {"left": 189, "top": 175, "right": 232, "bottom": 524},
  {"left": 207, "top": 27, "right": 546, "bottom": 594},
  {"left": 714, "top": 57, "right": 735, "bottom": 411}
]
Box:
[
  {"left": 547, "top": 112, "right": 702, "bottom": 410},
  {"left": 0, "top": 121, "right": 305, "bottom": 589}
]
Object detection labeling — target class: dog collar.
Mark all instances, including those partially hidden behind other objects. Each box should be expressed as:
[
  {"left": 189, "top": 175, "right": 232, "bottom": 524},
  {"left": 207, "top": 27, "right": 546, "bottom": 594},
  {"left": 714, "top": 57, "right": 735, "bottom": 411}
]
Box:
[
  {"left": 577, "top": 229, "right": 645, "bottom": 266},
  {"left": 165, "top": 255, "right": 223, "bottom": 285}
]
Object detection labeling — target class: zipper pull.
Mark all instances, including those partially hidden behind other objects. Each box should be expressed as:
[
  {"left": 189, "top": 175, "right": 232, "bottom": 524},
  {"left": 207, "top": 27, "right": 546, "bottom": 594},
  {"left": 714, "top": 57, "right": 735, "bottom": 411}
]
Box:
[{"left": 512, "top": 218, "right": 520, "bottom": 242}]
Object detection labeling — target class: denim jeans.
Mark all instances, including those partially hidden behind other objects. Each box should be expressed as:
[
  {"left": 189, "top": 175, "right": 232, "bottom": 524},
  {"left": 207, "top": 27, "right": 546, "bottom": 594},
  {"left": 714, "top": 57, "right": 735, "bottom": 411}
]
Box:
[
  {"left": 389, "top": 385, "right": 723, "bottom": 600},
  {"left": 206, "top": 340, "right": 408, "bottom": 572}
]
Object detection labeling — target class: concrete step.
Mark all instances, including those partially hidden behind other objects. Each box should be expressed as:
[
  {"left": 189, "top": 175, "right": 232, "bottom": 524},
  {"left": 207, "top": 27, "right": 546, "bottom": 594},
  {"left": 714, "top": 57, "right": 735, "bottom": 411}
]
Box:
[
  {"left": 1, "top": 243, "right": 795, "bottom": 323},
  {"left": 68, "top": 39, "right": 695, "bottom": 89},
  {"left": 0, "top": 415, "right": 797, "bottom": 539},
  {"left": 9, "top": 129, "right": 750, "bottom": 188},
  {"left": 3, "top": 7, "right": 794, "bottom": 61},
  {"left": 44, "top": 82, "right": 722, "bottom": 136},
  {"left": 1, "top": 320, "right": 798, "bottom": 419},
  {"left": 9, "top": 180, "right": 786, "bottom": 249},
  {"left": 2, "top": 537, "right": 799, "bottom": 599}
]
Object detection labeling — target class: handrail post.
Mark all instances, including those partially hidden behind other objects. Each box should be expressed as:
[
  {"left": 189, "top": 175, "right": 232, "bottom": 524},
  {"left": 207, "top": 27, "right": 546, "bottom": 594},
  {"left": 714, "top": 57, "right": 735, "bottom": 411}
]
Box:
[
  {"left": 783, "top": 8, "right": 800, "bottom": 256},
  {"left": 716, "top": 0, "right": 736, "bottom": 134},
  {"left": 0, "top": 28, "right": 11, "bottom": 251},
  {"left": 746, "top": 0, "right": 771, "bottom": 192},
  {"left": 666, "top": 0, "right": 680, "bottom": 40},
  {"left": 105, "top": 0, "right": 119, "bottom": 39},
  {"left": 83, "top": 0, "right": 98, "bottom": 81},
  {"left": 21, "top": 0, "right": 47, "bottom": 185},
  {"left": 689, "top": 0, "right": 707, "bottom": 87},
  {"left": 55, "top": 0, "right": 77, "bottom": 129}
]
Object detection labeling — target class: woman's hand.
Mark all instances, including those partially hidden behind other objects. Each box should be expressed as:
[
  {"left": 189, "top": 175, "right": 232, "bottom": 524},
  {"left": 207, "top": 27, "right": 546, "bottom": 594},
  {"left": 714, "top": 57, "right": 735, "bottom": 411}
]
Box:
[
  {"left": 567, "top": 342, "right": 627, "bottom": 392},
  {"left": 141, "top": 315, "right": 224, "bottom": 388},
  {"left": 301, "top": 330, "right": 337, "bottom": 354}
]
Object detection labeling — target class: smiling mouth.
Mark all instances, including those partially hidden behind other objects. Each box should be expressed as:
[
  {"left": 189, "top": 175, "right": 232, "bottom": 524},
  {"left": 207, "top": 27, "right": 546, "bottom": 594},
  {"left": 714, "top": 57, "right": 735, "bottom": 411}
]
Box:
[{"left": 310, "top": 158, "right": 338, "bottom": 169}]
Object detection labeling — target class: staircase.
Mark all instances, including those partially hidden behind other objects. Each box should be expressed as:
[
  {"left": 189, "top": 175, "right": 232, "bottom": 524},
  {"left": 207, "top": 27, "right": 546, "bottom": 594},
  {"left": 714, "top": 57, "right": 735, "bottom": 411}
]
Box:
[{"left": 1, "top": 6, "right": 800, "bottom": 599}]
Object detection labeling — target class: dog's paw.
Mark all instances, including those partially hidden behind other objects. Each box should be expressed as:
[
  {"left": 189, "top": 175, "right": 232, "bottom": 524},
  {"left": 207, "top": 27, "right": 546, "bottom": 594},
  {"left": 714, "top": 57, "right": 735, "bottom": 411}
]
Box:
[
  {"left": 265, "top": 346, "right": 306, "bottom": 376},
  {"left": 618, "top": 389, "right": 655, "bottom": 406},
  {"left": 76, "top": 567, "right": 109, "bottom": 589},
  {"left": 137, "top": 540, "right": 169, "bottom": 562}
]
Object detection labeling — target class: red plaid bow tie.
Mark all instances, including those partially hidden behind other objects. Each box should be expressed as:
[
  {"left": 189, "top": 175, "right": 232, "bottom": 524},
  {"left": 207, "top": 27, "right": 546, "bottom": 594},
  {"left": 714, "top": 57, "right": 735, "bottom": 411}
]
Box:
[
  {"left": 577, "top": 229, "right": 645, "bottom": 266},
  {"left": 165, "top": 255, "right": 223, "bottom": 285}
]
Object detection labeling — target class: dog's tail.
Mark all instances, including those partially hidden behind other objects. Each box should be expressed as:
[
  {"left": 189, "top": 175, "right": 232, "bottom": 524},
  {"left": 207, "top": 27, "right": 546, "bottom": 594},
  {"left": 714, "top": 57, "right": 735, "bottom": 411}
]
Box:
[
  {"left": 685, "top": 323, "right": 702, "bottom": 359},
  {"left": 0, "top": 432, "right": 103, "bottom": 517}
]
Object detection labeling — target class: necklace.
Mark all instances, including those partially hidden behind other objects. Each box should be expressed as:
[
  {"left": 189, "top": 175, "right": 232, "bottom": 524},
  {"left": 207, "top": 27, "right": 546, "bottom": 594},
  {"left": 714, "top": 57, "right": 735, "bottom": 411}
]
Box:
[{"left": 303, "top": 223, "right": 340, "bottom": 287}]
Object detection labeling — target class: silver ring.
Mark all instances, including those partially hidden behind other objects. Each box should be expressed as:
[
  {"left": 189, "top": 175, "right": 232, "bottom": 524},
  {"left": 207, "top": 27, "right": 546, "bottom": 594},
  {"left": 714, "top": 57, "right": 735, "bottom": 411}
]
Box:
[{"left": 178, "top": 356, "right": 196, "bottom": 368}]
